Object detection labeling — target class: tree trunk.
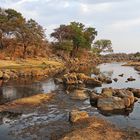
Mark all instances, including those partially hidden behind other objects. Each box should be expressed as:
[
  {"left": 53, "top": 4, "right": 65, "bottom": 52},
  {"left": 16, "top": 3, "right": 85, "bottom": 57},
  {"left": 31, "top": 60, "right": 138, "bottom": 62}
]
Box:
[
  {"left": 70, "top": 44, "right": 79, "bottom": 57},
  {"left": 0, "top": 32, "right": 4, "bottom": 49},
  {"left": 23, "top": 44, "right": 27, "bottom": 59}
]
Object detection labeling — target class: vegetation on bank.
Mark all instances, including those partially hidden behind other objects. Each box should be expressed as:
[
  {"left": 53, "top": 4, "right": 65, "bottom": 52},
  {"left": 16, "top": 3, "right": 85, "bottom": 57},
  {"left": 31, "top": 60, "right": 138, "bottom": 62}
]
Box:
[
  {"left": 0, "top": 58, "right": 63, "bottom": 69},
  {"left": 0, "top": 7, "right": 113, "bottom": 60}
]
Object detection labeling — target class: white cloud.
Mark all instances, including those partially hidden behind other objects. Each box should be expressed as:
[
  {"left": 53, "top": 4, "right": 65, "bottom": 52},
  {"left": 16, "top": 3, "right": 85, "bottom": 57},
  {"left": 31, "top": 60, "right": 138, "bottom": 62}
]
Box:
[
  {"left": 1, "top": 0, "right": 140, "bottom": 52},
  {"left": 80, "top": 2, "right": 112, "bottom": 14},
  {"left": 109, "top": 18, "right": 140, "bottom": 31}
]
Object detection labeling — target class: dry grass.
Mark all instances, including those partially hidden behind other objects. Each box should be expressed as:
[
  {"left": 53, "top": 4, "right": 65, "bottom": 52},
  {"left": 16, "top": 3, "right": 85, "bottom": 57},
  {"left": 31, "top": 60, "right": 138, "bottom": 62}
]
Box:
[
  {"left": 0, "top": 58, "right": 64, "bottom": 69},
  {"left": 60, "top": 117, "right": 128, "bottom": 140}
]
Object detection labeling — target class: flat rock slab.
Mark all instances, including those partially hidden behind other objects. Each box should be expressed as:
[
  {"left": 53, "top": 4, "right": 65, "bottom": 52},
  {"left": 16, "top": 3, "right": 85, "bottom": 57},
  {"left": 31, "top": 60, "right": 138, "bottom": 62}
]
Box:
[
  {"left": 0, "top": 93, "right": 55, "bottom": 112},
  {"left": 61, "top": 116, "right": 128, "bottom": 140}
]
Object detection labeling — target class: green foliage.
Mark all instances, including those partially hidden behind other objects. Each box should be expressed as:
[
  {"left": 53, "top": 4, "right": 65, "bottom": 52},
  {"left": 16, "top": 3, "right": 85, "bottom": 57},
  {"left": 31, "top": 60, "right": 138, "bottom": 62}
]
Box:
[
  {"left": 134, "top": 52, "right": 140, "bottom": 57},
  {"left": 54, "top": 41, "right": 73, "bottom": 52},
  {"left": 0, "top": 8, "right": 46, "bottom": 58},
  {"left": 91, "top": 47, "right": 101, "bottom": 55},
  {"left": 93, "top": 39, "right": 113, "bottom": 54},
  {"left": 51, "top": 22, "right": 97, "bottom": 57}
]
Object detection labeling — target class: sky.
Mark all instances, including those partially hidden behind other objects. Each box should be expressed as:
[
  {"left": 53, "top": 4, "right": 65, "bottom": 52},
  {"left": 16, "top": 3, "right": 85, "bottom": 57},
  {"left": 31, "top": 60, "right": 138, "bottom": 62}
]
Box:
[{"left": 0, "top": 0, "right": 140, "bottom": 53}]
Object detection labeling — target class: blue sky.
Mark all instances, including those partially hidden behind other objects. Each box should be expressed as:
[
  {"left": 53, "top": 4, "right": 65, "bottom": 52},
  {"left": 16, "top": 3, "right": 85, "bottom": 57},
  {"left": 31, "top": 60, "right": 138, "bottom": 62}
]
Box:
[{"left": 0, "top": 0, "right": 140, "bottom": 53}]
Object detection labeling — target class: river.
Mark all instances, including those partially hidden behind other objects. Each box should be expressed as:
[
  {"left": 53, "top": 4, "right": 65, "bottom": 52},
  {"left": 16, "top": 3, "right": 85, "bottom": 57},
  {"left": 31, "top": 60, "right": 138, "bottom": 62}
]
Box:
[{"left": 0, "top": 62, "right": 140, "bottom": 140}]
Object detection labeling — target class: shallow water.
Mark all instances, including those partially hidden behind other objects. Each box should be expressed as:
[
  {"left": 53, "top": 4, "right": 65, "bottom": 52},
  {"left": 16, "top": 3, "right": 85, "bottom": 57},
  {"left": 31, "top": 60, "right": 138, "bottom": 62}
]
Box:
[
  {"left": 0, "top": 62, "right": 140, "bottom": 139},
  {"left": 95, "top": 63, "right": 140, "bottom": 129},
  {"left": 95, "top": 63, "right": 140, "bottom": 92}
]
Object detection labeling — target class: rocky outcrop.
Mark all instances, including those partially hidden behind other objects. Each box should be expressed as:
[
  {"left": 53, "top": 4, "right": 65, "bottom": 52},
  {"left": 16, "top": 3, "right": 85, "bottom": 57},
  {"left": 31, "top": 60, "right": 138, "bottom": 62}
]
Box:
[
  {"left": 114, "top": 89, "right": 134, "bottom": 105},
  {"left": 127, "top": 88, "right": 140, "bottom": 98},
  {"left": 62, "top": 73, "right": 102, "bottom": 87},
  {"left": 69, "top": 110, "right": 89, "bottom": 123},
  {"left": 61, "top": 116, "right": 128, "bottom": 140},
  {"left": 89, "top": 88, "right": 136, "bottom": 112},
  {"left": 97, "top": 97, "right": 126, "bottom": 111},
  {"left": 97, "top": 74, "right": 112, "bottom": 84}
]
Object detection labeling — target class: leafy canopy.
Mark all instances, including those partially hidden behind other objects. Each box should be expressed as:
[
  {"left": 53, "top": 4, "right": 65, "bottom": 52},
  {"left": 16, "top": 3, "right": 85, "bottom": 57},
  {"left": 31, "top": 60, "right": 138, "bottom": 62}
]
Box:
[
  {"left": 51, "top": 22, "right": 97, "bottom": 56},
  {"left": 93, "top": 39, "right": 113, "bottom": 54}
]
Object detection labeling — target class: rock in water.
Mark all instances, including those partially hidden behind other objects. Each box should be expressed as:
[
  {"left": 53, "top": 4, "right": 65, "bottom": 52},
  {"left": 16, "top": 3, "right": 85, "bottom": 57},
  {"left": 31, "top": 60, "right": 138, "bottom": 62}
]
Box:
[
  {"left": 113, "top": 78, "right": 118, "bottom": 82},
  {"left": 84, "top": 77, "right": 102, "bottom": 86},
  {"left": 101, "top": 88, "right": 114, "bottom": 97},
  {"left": 90, "top": 92, "right": 101, "bottom": 106},
  {"left": 97, "top": 97, "right": 125, "bottom": 111},
  {"left": 127, "top": 88, "right": 140, "bottom": 98},
  {"left": 69, "top": 110, "right": 89, "bottom": 123},
  {"left": 127, "top": 76, "right": 136, "bottom": 81},
  {"left": 70, "top": 89, "right": 89, "bottom": 100},
  {"left": 119, "top": 74, "right": 124, "bottom": 77}
]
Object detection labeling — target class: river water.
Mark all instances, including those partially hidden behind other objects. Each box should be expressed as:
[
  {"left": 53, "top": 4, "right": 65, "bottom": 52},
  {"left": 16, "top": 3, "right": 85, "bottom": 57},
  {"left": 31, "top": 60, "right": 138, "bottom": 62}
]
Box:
[{"left": 0, "top": 62, "right": 140, "bottom": 140}]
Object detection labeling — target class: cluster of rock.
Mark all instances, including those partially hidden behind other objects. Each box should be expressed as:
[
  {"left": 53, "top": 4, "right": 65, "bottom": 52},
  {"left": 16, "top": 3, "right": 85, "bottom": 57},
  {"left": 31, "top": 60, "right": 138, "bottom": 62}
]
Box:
[
  {"left": 55, "top": 73, "right": 102, "bottom": 87},
  {"left": 55, "top": 72, "right": 138, "bottom": 88},
  {"left": 69, "top": 110, "right": 89, "bottom": 123},
  {"left": 90, "top": 88, "right": 140, "bottom": 111}
]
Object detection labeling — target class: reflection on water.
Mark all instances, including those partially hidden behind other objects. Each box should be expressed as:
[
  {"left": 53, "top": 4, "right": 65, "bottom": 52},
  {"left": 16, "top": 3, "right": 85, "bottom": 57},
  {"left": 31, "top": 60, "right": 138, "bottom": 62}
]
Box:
[
  {"left": 0, "top": 63, "right": 140, "bottom": 139},
  {"left": 0, "top": 79, "right": 58, "bottom": 104}
]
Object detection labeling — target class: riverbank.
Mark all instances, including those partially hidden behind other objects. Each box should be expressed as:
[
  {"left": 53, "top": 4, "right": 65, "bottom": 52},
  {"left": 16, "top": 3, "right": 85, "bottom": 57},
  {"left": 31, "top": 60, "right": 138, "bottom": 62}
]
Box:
[
  {"left": 1, "top": 60, "right": 140, "bottom": 139},
  {"left": 0, "top": 58, "right": 65, "bottom": 82}
]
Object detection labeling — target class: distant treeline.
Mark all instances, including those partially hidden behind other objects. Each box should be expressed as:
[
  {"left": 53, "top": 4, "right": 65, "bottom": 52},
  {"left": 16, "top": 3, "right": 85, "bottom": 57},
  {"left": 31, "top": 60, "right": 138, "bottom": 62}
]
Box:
[{"left": 101, "top": 52, "right": 140, "bottom": 62}]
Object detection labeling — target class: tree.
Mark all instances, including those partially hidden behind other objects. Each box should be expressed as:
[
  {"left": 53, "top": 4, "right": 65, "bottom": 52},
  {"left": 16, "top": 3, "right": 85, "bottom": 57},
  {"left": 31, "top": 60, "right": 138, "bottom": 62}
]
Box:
[
  {"left": 93, "top": 39, "right": 113, "bottom": 54},
  {"left": 15, "top": 19, "right": 45, "bottom": 58},
  {"left": 0, "top": 8, "right": 25, "bottom": 48},
  {"left": 51, "top": 22, "right": 97, "bottom": 57}
]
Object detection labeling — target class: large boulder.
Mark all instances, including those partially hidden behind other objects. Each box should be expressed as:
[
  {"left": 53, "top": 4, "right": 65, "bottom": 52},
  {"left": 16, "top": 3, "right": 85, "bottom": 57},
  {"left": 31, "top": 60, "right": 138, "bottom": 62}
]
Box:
[
  {"left": 128, "top": 88, "right": 140, "bottom": 98},
  {"left": 114, "top": 89, "right": 134, "bottom": 105},
  {"left": 84, "top": 77, "right": 102, "bottom": 86},
  {"left": 70, "top": 89, "right": 89, "bottom": 100},
  {"left": 101, "top": 88, "right": 115, "bottom": 97},
  {"left": 97, "top": 97, "right": 126, "bottom": 111},
  {"left": 69, "top": 110, "right": 89, "bottom": 123}
]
